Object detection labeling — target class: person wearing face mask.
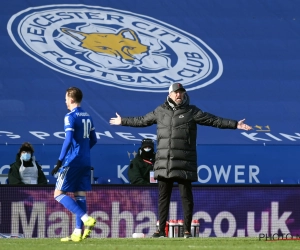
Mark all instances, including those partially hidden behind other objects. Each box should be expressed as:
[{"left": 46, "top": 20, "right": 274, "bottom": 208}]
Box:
[
  {"left": 8, "top": 142, "right": 47, "bottom": 185},
  {"left": 110, "top": 82, "right": 252, "bottom": 238},
  {"left": 128, "top": 139, "right": 156, "bottom": 185}
]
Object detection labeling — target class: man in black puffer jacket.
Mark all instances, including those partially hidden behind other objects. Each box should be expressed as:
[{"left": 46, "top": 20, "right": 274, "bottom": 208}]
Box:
[{"left": 110, "top": 83, "right": 252, "bottom": 238}]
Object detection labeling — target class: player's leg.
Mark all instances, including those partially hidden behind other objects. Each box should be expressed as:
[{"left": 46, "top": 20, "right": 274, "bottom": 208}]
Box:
[
  {"left": 74, "top": 193, "right": 87, "bottom": 233},
  {"left": 54, "top": 166, "right": 86, "bottom": 242},
  {"left": 76, "top": 167, "right": 96, "bottom": 239}
]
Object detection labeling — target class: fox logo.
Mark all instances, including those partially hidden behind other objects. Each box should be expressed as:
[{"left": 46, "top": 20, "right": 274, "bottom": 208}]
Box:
[
  {"left": 61, "top": 28, "right": 149, "bottom": 66},
  {"left": 9, "top": 5, "right": 223, "bottom": 92}
]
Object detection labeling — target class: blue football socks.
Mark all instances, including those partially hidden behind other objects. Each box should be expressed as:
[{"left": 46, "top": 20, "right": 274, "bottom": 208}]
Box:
[
  {"left": 55, "top": 194, "right": 85, "bottom": 222},
  {"left": 75, "top": 195, "right": 87, "bottom": 229}
]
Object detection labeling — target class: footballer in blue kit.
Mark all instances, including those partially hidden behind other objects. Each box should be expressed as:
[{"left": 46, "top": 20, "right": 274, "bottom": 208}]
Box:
[
  {"left": 55, "top": 106, "right": 95, "bottom": 192},
  {"left": 61, "top": 108, "right": 95, "bottom": 168},
  {"left": 51, "top": 87, "right": 97, "bottom": 242}
]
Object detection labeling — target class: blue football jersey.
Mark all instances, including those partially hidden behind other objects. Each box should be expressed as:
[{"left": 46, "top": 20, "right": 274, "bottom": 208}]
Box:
[{"left": 62, "top": 107, "right": 95, "bottom": 167}]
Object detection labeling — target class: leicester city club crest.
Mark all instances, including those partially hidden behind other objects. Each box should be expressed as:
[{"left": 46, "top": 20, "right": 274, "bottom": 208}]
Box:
[{"left": 8, "top": 4, "right": 223, "bottom": 92}]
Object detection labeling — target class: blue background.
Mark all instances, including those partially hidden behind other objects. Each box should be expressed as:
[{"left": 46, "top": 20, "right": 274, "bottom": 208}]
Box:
[{"left": 0, "top": 0, "right": 299, "bottom": 184}]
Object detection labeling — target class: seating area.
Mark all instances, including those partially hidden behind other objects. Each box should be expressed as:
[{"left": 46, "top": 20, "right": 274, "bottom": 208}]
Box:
[{"left": 1, "top": 167, "right": 126, "bottom": 185}]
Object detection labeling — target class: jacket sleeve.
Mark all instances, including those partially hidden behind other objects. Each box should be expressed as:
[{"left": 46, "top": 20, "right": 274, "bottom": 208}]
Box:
[
  {"left": 128, "top": 161, "right": 150, "bottom": 185},
  {"left": 37, "top": 163, "right": 48, "bottom": 185},
  {"left": 8, "top": 164, "right": 25, "bottom": 185},
  {"left": 121, "top": 110, "right": 157, "bottom": 127},
  {"left": 193, "top": 108, "right": 237, "bottom": 129},
  {"left": 89, "top": 128, "right": 97, "bottom": 149}
]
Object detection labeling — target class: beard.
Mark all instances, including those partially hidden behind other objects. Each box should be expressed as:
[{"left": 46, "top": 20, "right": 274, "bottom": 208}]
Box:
[{"left": 175, "top": 98, "right": 183, "bottom": 105}]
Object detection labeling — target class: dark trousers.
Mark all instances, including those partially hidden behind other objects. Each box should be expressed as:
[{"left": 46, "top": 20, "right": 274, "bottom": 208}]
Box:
[{"left": 158, "top": 178, "right": 194, "bottom": 233}]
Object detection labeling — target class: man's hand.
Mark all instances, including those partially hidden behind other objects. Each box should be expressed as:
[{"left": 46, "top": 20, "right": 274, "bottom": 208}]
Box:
[
  {"left": 51, "top": 160, "right": 62, "bottom": 176},
  {"left": 109, "top": 112, "right": 122, "bottom": 125},
  {"left": 237, "top": 119, "right": 252, "bottom": 130}
]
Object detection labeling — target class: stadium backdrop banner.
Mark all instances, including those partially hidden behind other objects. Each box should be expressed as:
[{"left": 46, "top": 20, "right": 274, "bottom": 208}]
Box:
[
  {"left": 0, "top": 144, "right": 298, "bottom": 185},
  {"left": 0, "top": 0, "right": 300, "bottom": 184},
  {"left": 0, "top": 185, "right": 299, "bottom": 238}
]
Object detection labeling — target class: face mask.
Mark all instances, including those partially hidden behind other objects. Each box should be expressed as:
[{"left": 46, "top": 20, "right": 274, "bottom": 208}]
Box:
[
  {"left": 143, "top": 147, "right": 152, "bottom": 152},
  {"left": 21, "top": 153, "right": 31, "bottom": 161}
]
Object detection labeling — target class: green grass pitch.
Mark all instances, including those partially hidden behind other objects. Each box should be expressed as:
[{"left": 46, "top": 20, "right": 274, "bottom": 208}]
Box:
[{"left": 1, "top": 237, "right": 300, "bottom": 250}]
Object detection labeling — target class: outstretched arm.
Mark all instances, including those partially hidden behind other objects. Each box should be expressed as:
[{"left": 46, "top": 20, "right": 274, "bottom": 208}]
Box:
[
  {"left": 237, "top": 119, "right": 252, "bottom": 130},
  {"left": 110, "top": 112, "right": 122, "bottom": 125},
  {"left": 110, "top": 111, "right": 157, "bottom": 127}
]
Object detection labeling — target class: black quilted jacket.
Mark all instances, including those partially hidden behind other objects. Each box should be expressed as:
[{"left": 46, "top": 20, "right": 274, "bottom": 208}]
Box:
[{"left": 121, "top": 95, "right": 237, "bottom": 182}]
